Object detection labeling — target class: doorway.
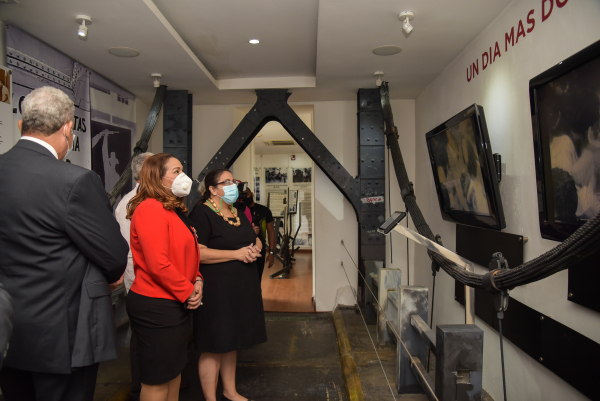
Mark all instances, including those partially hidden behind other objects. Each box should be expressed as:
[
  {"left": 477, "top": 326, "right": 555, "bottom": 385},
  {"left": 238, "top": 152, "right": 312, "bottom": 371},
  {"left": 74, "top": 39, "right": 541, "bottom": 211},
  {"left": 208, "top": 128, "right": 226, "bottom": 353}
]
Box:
[{"left": 232, "top": 106, "right": 315, "bottom": 312}]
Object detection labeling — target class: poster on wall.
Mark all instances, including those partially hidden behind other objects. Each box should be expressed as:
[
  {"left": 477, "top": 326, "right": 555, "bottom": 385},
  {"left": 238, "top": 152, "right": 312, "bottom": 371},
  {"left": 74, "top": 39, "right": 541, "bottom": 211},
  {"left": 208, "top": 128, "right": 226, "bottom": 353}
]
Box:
[
  {"left": 288, "top": 189, "right": 299, "bottom": 214},
  {"left": 91, "top": 121, "right": 132, "bottom": 198},
  {"left": 254, "top": 176, "right": 261, "bottom": 202},
  {"left": 6, "top": 25, "right": 91, "bottom": 168},
  {"left": 267, "top": 192, "right": 287, "bottom": 217},
  {"left": 254, "top": 167, "right": 261, "bottom": 202},
  {"left": 90, "top": 73, "right": 136, "bottom": 198},
  {"left": 292, "top": 167, "right": 311, "bottom": 183},
  {"left": 265, "top": 167, "right": 288, "bottom": 184},
  {"left": 0, "top": 66, "right": 13, "bottom": 154},
  {"left": 0, "top": 67, "right": 10, "bottom": 104}
]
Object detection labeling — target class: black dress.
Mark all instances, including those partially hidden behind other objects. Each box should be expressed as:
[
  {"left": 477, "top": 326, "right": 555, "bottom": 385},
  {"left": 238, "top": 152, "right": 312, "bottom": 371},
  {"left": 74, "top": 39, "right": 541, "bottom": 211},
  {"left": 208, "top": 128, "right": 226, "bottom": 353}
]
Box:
[{"left": 189, "top": 203, "right": 267, "bottom": 354}]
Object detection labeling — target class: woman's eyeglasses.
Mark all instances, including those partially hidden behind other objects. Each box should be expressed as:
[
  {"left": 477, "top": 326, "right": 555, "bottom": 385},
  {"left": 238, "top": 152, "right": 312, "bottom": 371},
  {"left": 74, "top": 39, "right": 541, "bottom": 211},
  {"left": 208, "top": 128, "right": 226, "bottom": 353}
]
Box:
[{"left": 216, "top": 180, "right": 234, "bottom": 186}]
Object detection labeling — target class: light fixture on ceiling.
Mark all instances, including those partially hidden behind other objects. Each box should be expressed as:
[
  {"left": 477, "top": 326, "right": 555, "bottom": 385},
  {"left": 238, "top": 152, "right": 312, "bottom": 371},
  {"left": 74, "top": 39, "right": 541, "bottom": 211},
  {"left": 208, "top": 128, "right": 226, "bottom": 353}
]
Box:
[
  {"left": 372, "top": 45, "right": 402, "bottom": 56},
  {"left": 109, "top": 47, "right": 140, "bottom": 57},
  {"left": 374, "top": 71, "right": 384, "bottom": 87},
  {"left": 249, "top": 39, "right": 260, "bottom": 44},
  {"left": 151, "top": 73, "right": 162, "bottom": 88},
  {"left": 399, "top": 11, "right": 414, "bottom": 35},
  {"left": 76, "top": 15, "right": 92, "bottom": 39}
]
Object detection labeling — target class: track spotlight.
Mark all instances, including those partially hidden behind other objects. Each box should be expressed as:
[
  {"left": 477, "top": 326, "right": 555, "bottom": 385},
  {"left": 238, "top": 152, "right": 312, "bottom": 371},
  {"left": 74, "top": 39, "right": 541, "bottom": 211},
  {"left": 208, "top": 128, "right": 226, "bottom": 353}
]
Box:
[
  {"left": 151, "top": 73, "right": 162, "bottom": 88},
  {"left": 403, "top": 18, "right": 413, "bottom": 34},
  {"left": 75, "top": 15, "right": 92, "bottom": 39},
  {"left": 398, "top": 11, "right": 414, "bottom": 35},
  {"left": 374, "top": 71, "right": 384, "bottom": 87}
]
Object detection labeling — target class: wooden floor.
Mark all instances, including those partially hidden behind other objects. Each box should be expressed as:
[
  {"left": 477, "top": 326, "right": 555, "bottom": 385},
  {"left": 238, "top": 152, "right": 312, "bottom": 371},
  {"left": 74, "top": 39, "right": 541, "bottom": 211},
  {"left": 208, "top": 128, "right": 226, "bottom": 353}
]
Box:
[{"left": 261, "top": 250, "right": 315, "bottom": 312}]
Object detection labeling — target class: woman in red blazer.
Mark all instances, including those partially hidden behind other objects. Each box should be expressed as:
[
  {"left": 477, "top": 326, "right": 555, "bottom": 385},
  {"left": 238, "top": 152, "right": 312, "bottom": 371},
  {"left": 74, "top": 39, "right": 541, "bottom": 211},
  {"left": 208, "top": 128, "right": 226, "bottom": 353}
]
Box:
[{"left": 126, "top": 153, "right": 203, "bottom": 401}]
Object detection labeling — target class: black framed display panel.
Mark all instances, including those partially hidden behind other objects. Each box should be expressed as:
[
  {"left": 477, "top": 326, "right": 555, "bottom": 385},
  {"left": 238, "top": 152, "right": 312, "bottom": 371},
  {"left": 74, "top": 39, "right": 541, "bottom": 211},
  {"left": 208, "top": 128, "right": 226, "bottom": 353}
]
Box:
[
  {"left": 425, "top": 104, "right": 506, "bottom": 230},
  {"left": 529, "top": 39, "right": 600, "bottom": 242}
]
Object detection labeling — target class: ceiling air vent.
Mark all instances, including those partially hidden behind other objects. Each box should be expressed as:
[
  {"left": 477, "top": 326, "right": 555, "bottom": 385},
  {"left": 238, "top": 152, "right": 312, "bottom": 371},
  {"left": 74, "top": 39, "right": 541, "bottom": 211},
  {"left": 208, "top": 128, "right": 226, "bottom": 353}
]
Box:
[{"left": 263, "top": 140, "right": 295, "bottom": 146}]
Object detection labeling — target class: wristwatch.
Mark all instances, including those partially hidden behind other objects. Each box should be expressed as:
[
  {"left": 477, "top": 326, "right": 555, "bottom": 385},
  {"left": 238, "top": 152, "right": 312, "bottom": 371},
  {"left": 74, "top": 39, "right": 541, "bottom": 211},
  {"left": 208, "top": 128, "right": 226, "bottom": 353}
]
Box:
[{"left": 269, "top": 250, "right": 275, "bottom": 255}]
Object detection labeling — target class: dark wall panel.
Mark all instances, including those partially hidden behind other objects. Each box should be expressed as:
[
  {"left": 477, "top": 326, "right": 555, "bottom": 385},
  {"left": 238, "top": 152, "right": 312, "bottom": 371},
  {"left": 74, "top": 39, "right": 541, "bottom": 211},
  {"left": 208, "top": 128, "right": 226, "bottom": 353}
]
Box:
[{"left": 454, "top": 225, "right": 599, "bottom": 400}]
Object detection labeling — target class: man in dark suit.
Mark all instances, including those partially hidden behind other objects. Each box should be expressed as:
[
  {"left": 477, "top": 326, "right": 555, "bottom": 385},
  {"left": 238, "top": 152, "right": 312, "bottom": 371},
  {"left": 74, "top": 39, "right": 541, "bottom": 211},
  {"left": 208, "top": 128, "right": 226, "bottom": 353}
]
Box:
[{"left": 0, "top": 86, "right": 129, "bottom": 401}]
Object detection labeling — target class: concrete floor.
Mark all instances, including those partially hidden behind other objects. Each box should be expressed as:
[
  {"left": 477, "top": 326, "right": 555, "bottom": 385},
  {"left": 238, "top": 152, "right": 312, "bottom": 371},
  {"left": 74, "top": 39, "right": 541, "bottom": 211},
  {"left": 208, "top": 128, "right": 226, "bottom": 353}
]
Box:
[
  {"left": 338, "top": 308, "right": 428, "bottom": 401},
  {"left": 0, "top": 308, "right": 495, "bottom": 401},
  {"left": 94, "top": 312, "right": 346, "bottom": 401}
]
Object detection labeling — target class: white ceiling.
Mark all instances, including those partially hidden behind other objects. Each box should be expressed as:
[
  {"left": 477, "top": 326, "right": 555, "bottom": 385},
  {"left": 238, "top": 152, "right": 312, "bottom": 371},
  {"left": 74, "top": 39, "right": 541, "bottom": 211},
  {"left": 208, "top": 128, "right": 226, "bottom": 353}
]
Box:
[{"left": 0, "top": 0, "right": 513, "bottom": 105}]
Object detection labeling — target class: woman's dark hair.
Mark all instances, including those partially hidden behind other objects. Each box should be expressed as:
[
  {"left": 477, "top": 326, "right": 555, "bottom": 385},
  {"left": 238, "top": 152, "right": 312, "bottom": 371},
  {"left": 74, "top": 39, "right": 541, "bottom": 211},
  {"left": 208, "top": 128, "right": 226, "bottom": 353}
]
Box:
[{"left": 201, "top": 169, "right": 230, "bottom": 202}]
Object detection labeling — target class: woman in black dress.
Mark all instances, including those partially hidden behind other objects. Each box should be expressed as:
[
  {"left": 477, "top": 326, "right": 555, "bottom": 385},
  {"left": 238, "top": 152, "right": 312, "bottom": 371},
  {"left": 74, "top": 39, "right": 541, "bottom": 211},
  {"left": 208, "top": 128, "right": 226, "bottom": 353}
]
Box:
[{"left": 189, "top": 169, "right": 266, "bottom": 401}]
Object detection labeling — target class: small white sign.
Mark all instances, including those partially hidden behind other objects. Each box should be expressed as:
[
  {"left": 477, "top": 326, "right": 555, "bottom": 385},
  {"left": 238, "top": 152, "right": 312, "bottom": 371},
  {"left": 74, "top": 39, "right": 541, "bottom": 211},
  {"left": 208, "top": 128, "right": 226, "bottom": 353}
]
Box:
[{"left": 361, "top": 196, "right": 384, "bottom": 204}]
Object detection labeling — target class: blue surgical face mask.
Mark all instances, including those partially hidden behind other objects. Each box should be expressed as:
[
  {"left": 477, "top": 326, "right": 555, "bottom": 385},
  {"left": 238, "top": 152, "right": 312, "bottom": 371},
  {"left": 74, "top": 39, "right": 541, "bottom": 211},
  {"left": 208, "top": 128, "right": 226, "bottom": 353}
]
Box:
[{"left": 220, "top": 184, "right": 239, "bottom": 205}]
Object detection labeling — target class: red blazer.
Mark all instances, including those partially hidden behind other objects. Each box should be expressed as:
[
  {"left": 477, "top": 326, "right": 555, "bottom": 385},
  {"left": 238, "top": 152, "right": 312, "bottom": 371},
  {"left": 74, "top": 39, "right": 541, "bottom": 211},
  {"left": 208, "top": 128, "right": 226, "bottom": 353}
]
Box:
[{"left": 130, "top": 198, "right": 201, "bottom": 303}]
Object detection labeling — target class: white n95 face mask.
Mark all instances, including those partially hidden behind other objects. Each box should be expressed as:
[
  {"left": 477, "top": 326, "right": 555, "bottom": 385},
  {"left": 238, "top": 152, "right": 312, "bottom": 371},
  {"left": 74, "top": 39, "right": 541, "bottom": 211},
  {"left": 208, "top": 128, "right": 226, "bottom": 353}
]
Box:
[{"left": 164, "top": 173, "right": 193, "bottom": 197}]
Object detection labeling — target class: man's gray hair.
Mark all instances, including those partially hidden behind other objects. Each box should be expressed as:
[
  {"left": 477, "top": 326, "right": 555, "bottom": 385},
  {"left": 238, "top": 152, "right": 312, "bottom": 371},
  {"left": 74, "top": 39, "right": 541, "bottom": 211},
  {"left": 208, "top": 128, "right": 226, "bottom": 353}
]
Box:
[
  {"left": 21, "top": 87, "right": 75, "bottom": 136},
  {"left": 132, "top": 152, "right": 154, "bottom": 181}
]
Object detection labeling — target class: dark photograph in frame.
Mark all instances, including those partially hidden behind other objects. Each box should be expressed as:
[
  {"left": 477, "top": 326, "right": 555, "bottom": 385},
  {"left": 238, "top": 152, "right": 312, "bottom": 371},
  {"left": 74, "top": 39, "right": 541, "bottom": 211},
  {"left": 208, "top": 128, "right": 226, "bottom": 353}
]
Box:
[
  {"left": 265, "top": 167, "right": 288, "bottom": 184},
  {"left": 425, "top": 104, "right": 505, "bottom": 231},
  {"left": 292, "top": 167, "right": 312, "bottom": 183},
  {"left": 530, "top": 39, "right": 600, "bottom": 242},
  {"left": 530, "top": 39, "right": 600, "bottom": 314}
]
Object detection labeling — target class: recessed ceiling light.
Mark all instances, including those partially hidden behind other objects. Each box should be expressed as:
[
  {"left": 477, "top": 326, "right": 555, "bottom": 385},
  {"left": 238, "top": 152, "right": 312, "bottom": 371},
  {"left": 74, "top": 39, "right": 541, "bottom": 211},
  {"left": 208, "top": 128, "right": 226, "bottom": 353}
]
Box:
[
  {"left": 108, "top": 47, "right": 140, "bottom": 57},
  {"left": 257, "top": 134, "right": 263, "bottom": 137},
  {"left": 372, "top": 45, "right": 402, "bottom": 56},
  {"left": 249, "top": 39, "right": 260, "bottom": 44}
]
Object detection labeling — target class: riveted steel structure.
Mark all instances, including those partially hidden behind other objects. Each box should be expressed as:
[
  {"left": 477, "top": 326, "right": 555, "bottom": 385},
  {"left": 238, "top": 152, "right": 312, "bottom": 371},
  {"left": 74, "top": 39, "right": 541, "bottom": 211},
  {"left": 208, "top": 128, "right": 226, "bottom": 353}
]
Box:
[
  {"left": 186, "top": 89, "right": 360, "bottom": 218},
  {"left": 357, "top": 89, "right": 387, "bottom": 310},
  {"left": 163, "top": 90, "right": 193, "bottom": 176}
]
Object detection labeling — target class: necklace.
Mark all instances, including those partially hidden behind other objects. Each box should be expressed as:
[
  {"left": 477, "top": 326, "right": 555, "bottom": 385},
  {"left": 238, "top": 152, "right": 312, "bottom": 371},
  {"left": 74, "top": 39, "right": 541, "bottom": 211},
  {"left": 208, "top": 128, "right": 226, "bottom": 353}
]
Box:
[
  {"left": 206, "top": 197, "right": 223, "bottom": 213},
  {"left": 206, "top": 198, "right": 241, "bottom": 227}
]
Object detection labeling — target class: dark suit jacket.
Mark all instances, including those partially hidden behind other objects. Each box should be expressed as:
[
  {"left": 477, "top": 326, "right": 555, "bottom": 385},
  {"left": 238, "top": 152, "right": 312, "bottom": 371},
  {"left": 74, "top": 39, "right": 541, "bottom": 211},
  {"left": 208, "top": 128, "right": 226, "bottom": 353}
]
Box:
[{"left": 0, "top": 140, "right": 128, "bottom": 374}]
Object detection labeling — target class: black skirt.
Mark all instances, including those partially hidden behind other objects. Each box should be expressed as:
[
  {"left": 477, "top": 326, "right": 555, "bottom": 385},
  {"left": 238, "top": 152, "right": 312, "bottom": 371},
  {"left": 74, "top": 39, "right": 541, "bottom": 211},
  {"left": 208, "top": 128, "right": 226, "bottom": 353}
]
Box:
[{"left": 126, "top": 291, "right": 191, "bottom": 385}]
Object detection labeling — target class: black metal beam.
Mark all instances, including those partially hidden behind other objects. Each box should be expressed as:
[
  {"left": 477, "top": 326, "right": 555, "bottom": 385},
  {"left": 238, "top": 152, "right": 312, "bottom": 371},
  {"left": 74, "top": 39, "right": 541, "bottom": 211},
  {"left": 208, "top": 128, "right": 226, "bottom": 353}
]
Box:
[
  {"left": 163, "top": 90, "right": 193, "bottom": 176},
  {"left": 187, "top": 89, "right": 360, "bottom": 220}
]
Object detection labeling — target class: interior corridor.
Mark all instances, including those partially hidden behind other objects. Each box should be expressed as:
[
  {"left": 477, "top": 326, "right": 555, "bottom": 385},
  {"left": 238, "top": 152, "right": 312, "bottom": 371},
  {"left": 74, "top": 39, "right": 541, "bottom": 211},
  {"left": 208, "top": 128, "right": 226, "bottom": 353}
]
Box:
[{"left": 261, "top": 250, "right": 314, "bottom": 312}]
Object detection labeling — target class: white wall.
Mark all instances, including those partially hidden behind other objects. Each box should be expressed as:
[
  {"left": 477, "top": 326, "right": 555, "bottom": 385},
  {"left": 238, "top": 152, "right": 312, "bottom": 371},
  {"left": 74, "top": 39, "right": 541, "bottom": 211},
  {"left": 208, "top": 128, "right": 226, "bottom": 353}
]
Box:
[
  {"left": 413, "top": 1, "right": 600, "bottom": 400},
  {"left": 311, "top": 101, "right": 358, "bottom": 311}
]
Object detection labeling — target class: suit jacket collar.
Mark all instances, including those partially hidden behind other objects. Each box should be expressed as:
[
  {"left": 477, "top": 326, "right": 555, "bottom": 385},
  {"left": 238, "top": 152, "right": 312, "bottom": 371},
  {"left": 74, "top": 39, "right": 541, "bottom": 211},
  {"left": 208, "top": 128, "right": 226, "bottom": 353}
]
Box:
[{"left": 16, "top": 138, "right": 59, "bottom": 159}]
